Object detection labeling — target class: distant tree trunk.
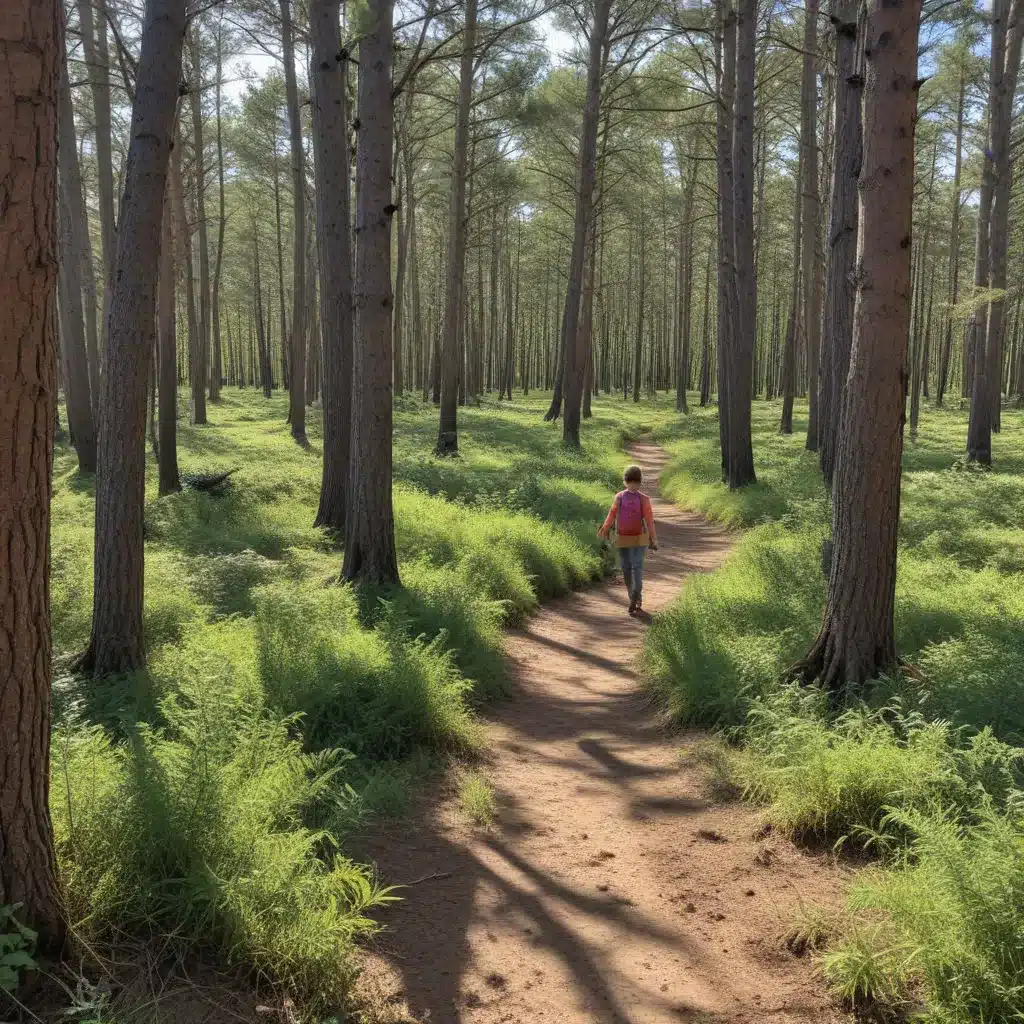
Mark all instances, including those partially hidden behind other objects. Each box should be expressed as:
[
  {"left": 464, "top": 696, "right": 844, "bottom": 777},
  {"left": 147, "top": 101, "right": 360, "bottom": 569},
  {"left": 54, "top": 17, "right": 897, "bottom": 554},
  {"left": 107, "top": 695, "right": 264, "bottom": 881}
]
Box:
[
  {"left": 171, "top": 138, "right": 205, "bottom": 425},
  {"left": 634, "top": 201, "right": 646, "bottom": 403},
  {"left": 800, "top": 0, "right": 822, "bottom": 452},
  {"left": 715, "top": 0, "right": 737, "bottom": 466},
  {"left": 909, "top": 142, "right": 938, "bottom": 440},
  {"left": 780, "top": 145, "right": 802, "bottom": 435},
  {"left": 210, "top": 18, "right": 227, "bottom": 402},
  {"left": 676, "top": 146, "right": 698, "bottom": 414},
  {"left": 795, "top": 0, "right": 920, "bottom": 694},
  {"left": 0, "top": 0, "right": 67, "bottom": 955},
  {"left": 311, "top": 0, "right": 353, "bottom": 531},
  {"left": 969, "top": 0, "right": 1024, "bottom": 456},
  {"left": 393, "top": 151, "right": 407, "bottom": 397},
  {"left": 700, "top": 246, "right": 713, "bottom": 407},
  {"left": 58, "top": 60, "right": 97, "bottom": 472},
  {"left": 254, "top": 230, "right": 272, "bottom": 398},
  {"left": 727, "top": 0, "right": 757, "bottom": 486},
  {"left": 280, "top": 0, "right": 308, "bottom": 443},
  {"left": 436, "top": 0, "right": 477, "bottom": 455},
  {"left": 188, "top": 24, "right": 211, "bottom": 415},
  {"left": 157, "top": 200, "right": 180, "bottom": 495},
  {"left": 936, "top": 71, "right": 965, "bottom": 408},
  {"left": 342, "top": 0, "right": 399, "bottom": 585},
  {"left": 819, "top": 2, "right": 863, "bottom": 487},
  {"left": 77, "top": 0, "right": 117, "bottom": 326},
  {"left": 81, "top": 0, "right": 187, "bottom": 676},
  {"left": 562, "top": 0, "right": 611, "bottom": 445}
]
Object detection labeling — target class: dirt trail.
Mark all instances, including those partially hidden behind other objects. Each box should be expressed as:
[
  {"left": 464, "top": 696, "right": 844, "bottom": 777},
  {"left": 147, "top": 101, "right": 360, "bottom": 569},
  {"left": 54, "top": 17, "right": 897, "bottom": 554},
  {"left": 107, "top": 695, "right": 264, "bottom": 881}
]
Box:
[{"left": 356, "top": 441, "right": 850, "bottom": 1024}]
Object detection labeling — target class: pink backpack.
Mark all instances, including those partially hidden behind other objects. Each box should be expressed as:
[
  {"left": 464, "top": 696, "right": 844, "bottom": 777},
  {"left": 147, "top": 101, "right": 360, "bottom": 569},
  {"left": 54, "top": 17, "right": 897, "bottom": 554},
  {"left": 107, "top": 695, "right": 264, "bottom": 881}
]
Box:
[{"left": 617, "top": 490, "right": 645, "bottom": 536}]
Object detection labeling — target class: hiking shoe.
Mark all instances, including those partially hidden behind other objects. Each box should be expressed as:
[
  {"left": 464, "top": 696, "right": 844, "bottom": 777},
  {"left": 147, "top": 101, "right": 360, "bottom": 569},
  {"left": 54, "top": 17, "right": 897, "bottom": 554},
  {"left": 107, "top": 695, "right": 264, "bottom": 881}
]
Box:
[{"left": 628, "top": 598, "right": 637, "bottom": 616}]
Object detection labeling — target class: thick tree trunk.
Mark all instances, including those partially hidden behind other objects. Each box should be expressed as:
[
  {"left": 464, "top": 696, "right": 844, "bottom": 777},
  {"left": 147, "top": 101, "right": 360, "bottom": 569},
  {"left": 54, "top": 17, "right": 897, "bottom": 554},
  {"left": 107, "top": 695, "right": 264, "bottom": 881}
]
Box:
[
  {"left": 561, "top": 0, "right": 612, "bottom": 445},
  {"left": 436, "top": 0, "right": 477, "bottom": 455},
  {"left": 157, "top": 200, "right": 180, "bottom": 495},
  {"left": 311, "top": 0, "right": 353, "bottom": 531},
  {"left": 82, "top": 0, "right": 187, "bottom": 676},
  {"left": 819, "top": 3, "right": 863, "bottom": 487},
  {"left": 342, "top": 0, "right": 400, "bottom": 585},
  {"left": 0, "top": 0, "right": 66, "bottom": 955},
  {"left": 800, "top": 0, "right": 822, "bottom": 452},
  {"left": 797, "top": 0, "right": 920, "bottom": 694},
  {"left": 58, "top": 60, "right": 97, "bottom": 473},
  {"left": 727, "top": 0, "right": 757, "bottom": 486}
]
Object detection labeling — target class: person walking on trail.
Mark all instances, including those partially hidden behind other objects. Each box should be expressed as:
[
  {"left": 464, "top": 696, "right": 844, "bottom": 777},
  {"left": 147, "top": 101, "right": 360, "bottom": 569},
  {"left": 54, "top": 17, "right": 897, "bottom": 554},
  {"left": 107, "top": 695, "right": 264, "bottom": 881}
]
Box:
[{"left": 598, "top": 465, "right": 658, "bottom": 616}]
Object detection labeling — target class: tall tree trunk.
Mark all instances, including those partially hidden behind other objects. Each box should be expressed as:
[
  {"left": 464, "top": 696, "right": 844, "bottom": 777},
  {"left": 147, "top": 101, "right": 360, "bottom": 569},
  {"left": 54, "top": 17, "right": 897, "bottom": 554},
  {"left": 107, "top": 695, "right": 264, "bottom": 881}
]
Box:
[
  {"left": 801, "top": 0, "right": 822, "bottom": 452},
  {"left": 780, "top": 145, "right": 803, "bottom": 434},
  {"left": 77, "top": 0, "right": 117, "bottom": 327},
  {"left": 171, "top": 137, "right": 205, "bottom": 425},
  {"left": 819, "top": 2, "right": 863, "bottom": 487},
  {"left": 188, "top": 24, "right": 211, "bottom": 415},
  {"left": 796, "top": 0, "right": 920, "bottom": 693},
  {"left": 157, "top": 199, "right": 180, "bottom": 494},
  {"left": 966, "top": 0, "right": 1024, "bottom": 456},
  {"left": 715, "top": 0, "right": 738, "bottom": 469},
  {"left": 436, "top": 0, "right": 477, "bottom": 455},
  {"left": 0, "top": 0, "right": 66, "bottom": 954},
  {"left": 727, "top": 0, "right": 757, "bottom": 486},
  {"left": 58, "top": 60, "right": 97, "bottom": 472},
  {"left": 82, "top": 0, "right": 187, "bottom": 677},
  {"left": 311, "top": 0, "right": 353, "bottom": 531},
  {"left": 210, "top": 17, "right": 227, "bottom": 402},
  {"left": 280, "top": 0, "right": 308, "bottom": 443},
  {"left": 909, "top": 141, "right": 938, "bottom": 440},
  {"left": 342, "top": 0, "right": 399, "bottom": 585},
  {"left": 936, "top": 71, "right": 965, "bottom": 408},
  {"left": 561, "top": 0, "right": 612, "bottom": 445}
]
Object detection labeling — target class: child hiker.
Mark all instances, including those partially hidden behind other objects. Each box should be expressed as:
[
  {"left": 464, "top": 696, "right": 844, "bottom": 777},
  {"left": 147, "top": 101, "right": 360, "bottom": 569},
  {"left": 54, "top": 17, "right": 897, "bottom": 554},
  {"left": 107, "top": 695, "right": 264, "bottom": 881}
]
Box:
[{"left": 598, "top": 465, "right": 658, "bottom": 615}]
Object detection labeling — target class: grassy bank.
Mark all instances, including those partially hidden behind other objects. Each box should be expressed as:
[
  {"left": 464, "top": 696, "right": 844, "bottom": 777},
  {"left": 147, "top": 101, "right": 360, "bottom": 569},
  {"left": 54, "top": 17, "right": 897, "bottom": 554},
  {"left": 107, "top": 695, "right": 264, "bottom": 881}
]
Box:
[
  {"left": 48, "top": 390, "right": 666, "bottom": 1014},
  {"left": 645, "top": 399, "right": 1024, "bottom": 1020}
]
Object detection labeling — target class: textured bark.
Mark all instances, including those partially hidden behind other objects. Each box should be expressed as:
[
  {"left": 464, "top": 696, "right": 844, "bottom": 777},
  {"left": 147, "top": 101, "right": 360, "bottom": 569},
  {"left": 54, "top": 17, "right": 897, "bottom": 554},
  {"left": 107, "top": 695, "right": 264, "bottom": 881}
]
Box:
[
  {"left": 436, "top": 0, "right": 477, "bottom": 455},
  {"left": 157, "top": 198, "right": 180, "bottom": 495},
  {"left": 800, "top": 0, "right": 822, "bottom": 452},
  {"left": 819, "top": 3, "right": 863, "bottom": 487},
  {"left": 311, "top": 0, "right": 353, "bottom": 531},
  {"left": 676, "top": 146, "right": 698, "bottom": 414},
  {"left": 727, "top": 0, "right": 757, "bottom": 487},
  {"left": 281, "top": 0, "right": 308, "bottom": 444},
  {"left": 0, "top": 0, "right": 66, "bottom": 954},
  {"left": 561, "top": 0, "right": 612, "bottom": 447},
  {"left": 342, "top": 0, "right": 399, "bottom": 586},
  {"left": 797, "top": 0, "right": 920, "bottom": 693},
  {"left": 909, "top": 143, "right": 937, "bottom": 440},
  {"left": 58, "top": 60, "right": 97, "bottom": 472},
  {"left": 82, "top": 0, "right": 187, "bottom": 676}
]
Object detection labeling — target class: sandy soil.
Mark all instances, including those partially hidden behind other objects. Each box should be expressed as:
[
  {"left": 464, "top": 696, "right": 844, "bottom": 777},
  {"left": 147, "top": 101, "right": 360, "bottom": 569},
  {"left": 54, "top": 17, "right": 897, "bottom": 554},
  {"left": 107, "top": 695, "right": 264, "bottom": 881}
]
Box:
[{"left": 354, "top": 441, "right": 852, "bottom": 1024}]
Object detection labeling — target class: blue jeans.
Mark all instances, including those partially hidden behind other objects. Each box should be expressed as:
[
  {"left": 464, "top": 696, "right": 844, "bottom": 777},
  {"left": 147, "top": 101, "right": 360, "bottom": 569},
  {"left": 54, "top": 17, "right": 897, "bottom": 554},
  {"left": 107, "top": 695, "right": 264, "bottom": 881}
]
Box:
[{"left": 619, "top": 545, "right": 647, "bottom": 603}]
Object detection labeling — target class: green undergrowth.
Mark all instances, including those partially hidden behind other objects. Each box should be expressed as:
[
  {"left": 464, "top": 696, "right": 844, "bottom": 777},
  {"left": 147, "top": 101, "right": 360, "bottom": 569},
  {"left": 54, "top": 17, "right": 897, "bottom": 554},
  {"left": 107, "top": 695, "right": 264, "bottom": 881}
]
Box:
[
  {"left": 48, "top": 389, "right": 672, "bottom": 1012},
  {"left": 645, "top": 398, "right": 1024, "bottom": 1020}
]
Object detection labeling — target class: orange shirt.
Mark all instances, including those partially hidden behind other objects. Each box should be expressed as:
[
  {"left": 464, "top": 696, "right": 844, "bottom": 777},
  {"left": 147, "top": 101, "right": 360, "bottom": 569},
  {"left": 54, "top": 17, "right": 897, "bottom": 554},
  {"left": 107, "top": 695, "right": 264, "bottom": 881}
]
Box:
[{"left": 602, "top": 490, "right": 657, "bottom": 546}]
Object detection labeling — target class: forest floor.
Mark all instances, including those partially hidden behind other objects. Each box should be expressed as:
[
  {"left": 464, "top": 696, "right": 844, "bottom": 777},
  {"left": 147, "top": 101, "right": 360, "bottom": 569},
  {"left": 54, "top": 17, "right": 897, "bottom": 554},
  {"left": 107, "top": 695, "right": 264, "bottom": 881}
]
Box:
[{"left": 354, "top": 441, "right": 852, "bottom": 1024}]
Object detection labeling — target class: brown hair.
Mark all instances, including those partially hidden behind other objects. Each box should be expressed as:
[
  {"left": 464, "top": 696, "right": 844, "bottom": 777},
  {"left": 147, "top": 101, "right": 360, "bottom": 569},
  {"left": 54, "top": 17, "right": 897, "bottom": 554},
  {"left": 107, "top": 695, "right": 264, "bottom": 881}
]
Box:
[{"left": 623, "top": 464, "right": 642, "bottom": 483}]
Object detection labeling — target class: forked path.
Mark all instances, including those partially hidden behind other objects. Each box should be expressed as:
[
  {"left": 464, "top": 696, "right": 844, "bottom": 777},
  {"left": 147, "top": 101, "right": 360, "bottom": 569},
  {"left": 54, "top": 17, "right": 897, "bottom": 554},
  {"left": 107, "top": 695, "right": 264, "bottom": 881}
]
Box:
[{"left": 357, "top": 442, "right": 850, "bottom": 1024}]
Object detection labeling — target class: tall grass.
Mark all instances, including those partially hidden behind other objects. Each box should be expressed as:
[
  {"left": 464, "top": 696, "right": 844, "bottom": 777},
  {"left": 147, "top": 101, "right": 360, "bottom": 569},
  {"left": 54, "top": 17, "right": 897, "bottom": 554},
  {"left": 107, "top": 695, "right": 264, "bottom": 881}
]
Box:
[
  {"left": 49, "top": 390, "right": 671, "bottom": 1008},
  {"left": 644, "top": 398, "right": 1024, "bottom": 1018}
]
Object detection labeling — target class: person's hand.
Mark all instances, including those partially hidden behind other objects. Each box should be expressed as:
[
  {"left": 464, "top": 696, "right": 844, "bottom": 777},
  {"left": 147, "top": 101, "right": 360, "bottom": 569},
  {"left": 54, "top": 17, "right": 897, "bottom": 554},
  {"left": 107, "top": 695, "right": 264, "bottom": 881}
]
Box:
[
  {"left": 598, "top": 526, "right": 609, "bottom": 540},
  {"left": 650, "top": 542, "right": 659, "bottom": 552}
]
